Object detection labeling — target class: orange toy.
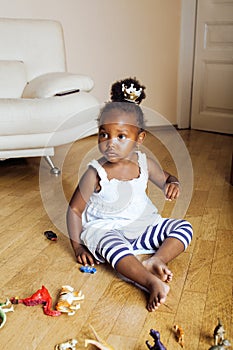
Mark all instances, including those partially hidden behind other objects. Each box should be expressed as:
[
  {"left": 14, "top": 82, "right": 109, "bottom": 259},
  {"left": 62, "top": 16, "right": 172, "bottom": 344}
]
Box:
[{"left": 174, "top": 325, "right": 184, "bottom": 348}]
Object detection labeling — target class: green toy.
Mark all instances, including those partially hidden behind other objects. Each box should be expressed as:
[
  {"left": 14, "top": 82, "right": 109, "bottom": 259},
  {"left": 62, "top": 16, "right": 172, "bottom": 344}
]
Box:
[{"left": 0, "top": 298, "right": 14, "bottom": 329}]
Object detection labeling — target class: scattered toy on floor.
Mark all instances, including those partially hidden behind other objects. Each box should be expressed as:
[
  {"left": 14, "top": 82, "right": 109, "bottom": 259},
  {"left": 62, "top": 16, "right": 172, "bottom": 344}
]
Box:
[
  {"left": 55, "top": 285, "right": 84, "bottom": 316},
  {"left": 214, "top": 319, "right": 226, "bottom": 346},
  {"left": 84, "top": 324, "right": 114, "bottom": 349},
  {"left": 146, "top": 329, "right": 167, "bottom": 350},
  {"left": 209, "top": 339, "right": 232, "bottom": 350},
  {"left": 0, "top": 298, "right": 14, "bottom": 329},
  {"left": 174, "top": 324, "right": 184, "bottom": 348},
  {"left": 80, "top": 266, "right": 97, "bottom": 274},
  {"left": 44, "top": 230, "right": 58, "bottom": 241},
  {"left": 10, "top": 285, "right": 61, "bottom": 317},
  {"left": 210, "top": 319, "right": 232, "bottom": 349},
  {"left": 55, "top": 338, "right": 78, "bottom": 350}
]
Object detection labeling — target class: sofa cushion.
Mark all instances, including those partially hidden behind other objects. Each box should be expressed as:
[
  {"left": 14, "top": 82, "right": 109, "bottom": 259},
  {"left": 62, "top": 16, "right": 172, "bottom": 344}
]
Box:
[
  {"left": 0, "top": 60, "right": 27, "bottom": 98},
  {"left": 22, "top": 72, "right": 94, "bottom": 98}
]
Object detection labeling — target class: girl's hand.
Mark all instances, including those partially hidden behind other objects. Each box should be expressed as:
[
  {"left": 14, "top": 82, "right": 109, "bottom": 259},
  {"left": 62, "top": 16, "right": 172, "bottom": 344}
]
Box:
[
  {"left": 165, "top": 182, "right": 180, "bottom": 201},
  {"left": 74, "top": 245, "right": 98, "bottom": 266}
]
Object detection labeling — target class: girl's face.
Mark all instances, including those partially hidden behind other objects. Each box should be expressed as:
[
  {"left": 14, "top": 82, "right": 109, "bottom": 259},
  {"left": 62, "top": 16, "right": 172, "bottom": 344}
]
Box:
[{"left": 98, "top": 109, "right": 145, "bottom": 163}]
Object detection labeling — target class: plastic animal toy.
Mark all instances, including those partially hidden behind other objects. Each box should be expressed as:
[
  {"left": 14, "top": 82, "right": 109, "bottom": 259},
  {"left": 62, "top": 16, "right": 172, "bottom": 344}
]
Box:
[
  {"left": 146, "top": 329, "right": 167, "bottom": 350},
  {"left": 44, "top": 230, "right": 58, "bottom": 241},
  {"left": 85, "top": 324, "right": 114, "bottom": 349},
  {"left": 10, "top": 285, "right": 61, "bottom": 317},
  {"left": 55, "top": 339, "right": 78, "bottom": 350},
  {"left": 55, "top": 285, "right": 84, "bottom": 316},
  {"left": 80, "top": 266, "right": 97, "bottom": 274},
  {"left": 209, "top": 339, "right": 232, "bottom": 350},
  {"left": 0, "top": 298, "right": 14, "bottom": 328},
  {"left": 174, "top": 324, "right": 184, "bottom": 348},
  {"left": 214, "top": 319, "right": 225, "bottom": 345}
]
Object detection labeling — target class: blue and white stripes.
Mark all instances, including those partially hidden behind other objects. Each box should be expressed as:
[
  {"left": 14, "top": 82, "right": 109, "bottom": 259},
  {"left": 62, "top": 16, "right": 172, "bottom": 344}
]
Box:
[{"left": 96, "top": 218, "right": 193, "bottom": 269}]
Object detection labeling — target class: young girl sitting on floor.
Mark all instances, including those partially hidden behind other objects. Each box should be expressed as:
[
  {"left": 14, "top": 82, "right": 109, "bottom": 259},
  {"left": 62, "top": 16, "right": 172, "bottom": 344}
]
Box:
[{"left": 67, "top": 77, "right": 193, "bottom": 312}]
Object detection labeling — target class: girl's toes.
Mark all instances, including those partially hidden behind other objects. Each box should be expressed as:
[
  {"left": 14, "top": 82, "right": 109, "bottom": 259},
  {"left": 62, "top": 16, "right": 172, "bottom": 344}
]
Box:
[
  {"left": 167, "top": 275, "right": 173, "bottom": 282},
  {"left": 158, "top": 294, "right": 167, "bottom": 305},
  {"left": 147, "top": 294, "right": 160, "bottom": 312},
  {"left": 164, "top": 268, "right": 173, "bottom": 282},
  {"left": 147, "top": 301, "right": 159, "bottom": 312}
]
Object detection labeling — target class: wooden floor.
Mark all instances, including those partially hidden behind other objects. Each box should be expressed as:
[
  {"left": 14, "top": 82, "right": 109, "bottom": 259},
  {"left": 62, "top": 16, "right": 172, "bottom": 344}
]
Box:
[{"left": 0, "top": 129, "right": 232, "bottom": 350}]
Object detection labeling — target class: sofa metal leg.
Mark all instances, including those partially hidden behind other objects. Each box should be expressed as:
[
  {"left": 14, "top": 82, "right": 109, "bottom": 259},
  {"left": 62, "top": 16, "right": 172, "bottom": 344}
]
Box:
[{"left": 44, "top": 156, "right": 61, "bottom": 175}]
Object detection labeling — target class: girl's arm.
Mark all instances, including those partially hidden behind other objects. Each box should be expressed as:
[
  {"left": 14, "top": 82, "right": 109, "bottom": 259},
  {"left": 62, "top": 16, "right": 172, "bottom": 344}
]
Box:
[
  {"left": 66, "top": 166, "right": 98, "bottom": 266},
  {"left": 147, "top": 157, "right": 180, "bottom": 201}
]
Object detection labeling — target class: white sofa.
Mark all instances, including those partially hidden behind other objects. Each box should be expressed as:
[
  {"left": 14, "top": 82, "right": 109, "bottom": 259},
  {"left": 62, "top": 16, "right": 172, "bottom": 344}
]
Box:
[{"left": 0, "top": 18, "right": 99, "bottom": 173}]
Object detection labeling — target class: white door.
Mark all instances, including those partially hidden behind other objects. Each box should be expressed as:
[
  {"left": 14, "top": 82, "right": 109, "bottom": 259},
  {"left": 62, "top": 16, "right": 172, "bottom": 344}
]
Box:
[{"left": 191, "top": 0, "right": 233, "bottom": 134}]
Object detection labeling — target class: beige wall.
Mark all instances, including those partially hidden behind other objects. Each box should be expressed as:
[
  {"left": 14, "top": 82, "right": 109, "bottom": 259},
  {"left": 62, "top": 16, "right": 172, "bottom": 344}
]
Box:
[{"left": 0, "top": 0, "right": 181, "bottom": 124}]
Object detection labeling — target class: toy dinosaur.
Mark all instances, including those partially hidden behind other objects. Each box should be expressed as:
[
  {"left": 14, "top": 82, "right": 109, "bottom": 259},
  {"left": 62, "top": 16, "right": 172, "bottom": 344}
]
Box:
[
  {"left": 0, "top": 298, "right": 14, "bottom": 328},
  {"left": 55, "top": 285, "right": 84, "bottom": 315},
  {"left": 10, "top": 285, "right": 61, "bottom": 316},
  {"left": 84, "top": 324, "right": 114, "bottom": 349},
  {"left": 146, "top": 329, "right": 167, "bottom": 350}
]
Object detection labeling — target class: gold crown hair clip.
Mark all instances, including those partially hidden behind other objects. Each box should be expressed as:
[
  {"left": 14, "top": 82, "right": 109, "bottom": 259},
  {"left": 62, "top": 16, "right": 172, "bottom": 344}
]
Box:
[{"left": 122, "top": 83, "right": 142, "bottom": 103}]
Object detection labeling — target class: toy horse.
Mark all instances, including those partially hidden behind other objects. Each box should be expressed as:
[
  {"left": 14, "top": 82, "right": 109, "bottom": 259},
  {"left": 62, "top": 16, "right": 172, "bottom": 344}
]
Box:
[
  {"left": 0, "top": 298, "right": 14, "bottom": 328},
  {"left": 10, "top": 285, "right": 61, "bottom": 316},
  {"left": 55, "top": 285, "right": 84, "bottom": 316}
]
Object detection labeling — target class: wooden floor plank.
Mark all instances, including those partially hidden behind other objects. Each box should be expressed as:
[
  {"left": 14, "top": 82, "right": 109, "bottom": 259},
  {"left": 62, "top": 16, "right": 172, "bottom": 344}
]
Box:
[
  {"left": 197, "top": 208, "right": 220, "bottom": 241},
  {"left": 212, "top": 229, "right": 233, "bottom": 276},
  {"left": 184, "top": 239, "right": 215, "bottom": 293},
  {"left": 218, "top": 200, "right": 233, "bottom": 230}
]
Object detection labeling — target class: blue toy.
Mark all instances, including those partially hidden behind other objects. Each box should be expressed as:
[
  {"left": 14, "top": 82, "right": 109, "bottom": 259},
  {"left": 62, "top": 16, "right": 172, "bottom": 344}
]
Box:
[
  {"left": 146, "top": 329, "right": 167, "bottom": 350},
  {"left": 79, "top": 266, "right": 97, "bottom": 274}
]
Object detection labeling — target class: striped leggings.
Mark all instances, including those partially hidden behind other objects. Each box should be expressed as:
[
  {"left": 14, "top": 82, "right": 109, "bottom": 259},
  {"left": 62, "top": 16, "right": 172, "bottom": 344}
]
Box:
[{"left": 96, "top": 218, "right": 193, "bottom": 269}]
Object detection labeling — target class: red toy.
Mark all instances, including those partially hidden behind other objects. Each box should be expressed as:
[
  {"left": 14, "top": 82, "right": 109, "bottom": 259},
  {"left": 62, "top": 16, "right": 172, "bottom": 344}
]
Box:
[{"left": 10, "top": 285, "right": 61, "bottom": 317}]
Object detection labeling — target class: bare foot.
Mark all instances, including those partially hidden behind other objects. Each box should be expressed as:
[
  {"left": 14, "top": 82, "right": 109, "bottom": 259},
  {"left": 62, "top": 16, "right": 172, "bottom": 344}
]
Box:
[
  {"left": 142, "top": 255, "right": 173, "bottom": 282},
  {"left": 147, "top": 275, "right": 170, "bottom": 312}
]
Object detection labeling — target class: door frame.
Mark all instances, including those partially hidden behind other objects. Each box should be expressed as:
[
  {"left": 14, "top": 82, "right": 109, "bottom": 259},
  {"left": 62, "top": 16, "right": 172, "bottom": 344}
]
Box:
[{"left": 177, "top": 0, "right": 197, "bottom": 129}]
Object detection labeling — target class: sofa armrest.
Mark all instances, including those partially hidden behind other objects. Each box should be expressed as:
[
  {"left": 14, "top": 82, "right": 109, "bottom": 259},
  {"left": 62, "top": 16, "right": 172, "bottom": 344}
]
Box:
[{"left": 22, "top": 72, "right": 94, "bottom": 98}]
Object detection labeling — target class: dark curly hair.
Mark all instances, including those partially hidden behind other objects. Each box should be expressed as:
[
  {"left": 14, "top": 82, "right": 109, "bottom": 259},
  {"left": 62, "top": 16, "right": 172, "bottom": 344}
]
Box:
[{"left": 98, "top": 77, "right": 146, "bottom": 130}]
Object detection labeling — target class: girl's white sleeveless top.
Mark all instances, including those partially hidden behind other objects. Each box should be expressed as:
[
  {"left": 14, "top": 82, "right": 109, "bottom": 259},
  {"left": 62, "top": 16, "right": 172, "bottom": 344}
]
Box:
[{"left": 80, "top": 151, "right": 161, "bottom": 251}]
